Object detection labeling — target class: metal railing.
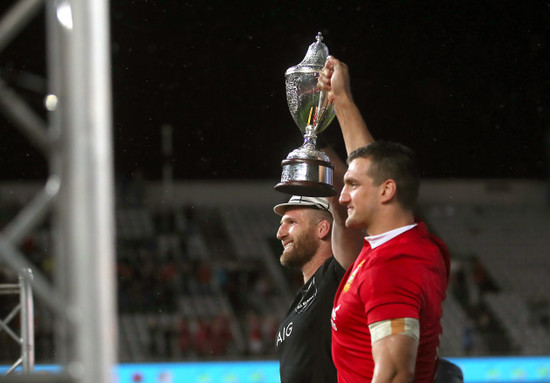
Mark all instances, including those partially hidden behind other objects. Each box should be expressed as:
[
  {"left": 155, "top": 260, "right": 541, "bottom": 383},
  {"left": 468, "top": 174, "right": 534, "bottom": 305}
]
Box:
[{"left": 0, "top": 268, "right": 34, "bottom": 375}]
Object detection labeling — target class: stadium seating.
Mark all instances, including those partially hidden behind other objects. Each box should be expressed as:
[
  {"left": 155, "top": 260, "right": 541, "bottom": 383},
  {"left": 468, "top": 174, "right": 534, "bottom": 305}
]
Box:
[{"left": 1, "top": 180, "right": 548, "bottom": 362}]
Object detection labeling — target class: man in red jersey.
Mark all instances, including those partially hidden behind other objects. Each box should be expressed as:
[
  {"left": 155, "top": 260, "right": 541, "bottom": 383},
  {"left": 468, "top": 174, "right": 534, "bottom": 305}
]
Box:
[{"left": 318, "top": 56, "right": 457, "bottom": 383}]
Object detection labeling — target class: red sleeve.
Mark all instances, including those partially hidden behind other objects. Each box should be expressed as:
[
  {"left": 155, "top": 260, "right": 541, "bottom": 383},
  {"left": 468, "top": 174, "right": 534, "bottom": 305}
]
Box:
[{"left": 359, "top": 254, "right": 424, "bottom": 325}]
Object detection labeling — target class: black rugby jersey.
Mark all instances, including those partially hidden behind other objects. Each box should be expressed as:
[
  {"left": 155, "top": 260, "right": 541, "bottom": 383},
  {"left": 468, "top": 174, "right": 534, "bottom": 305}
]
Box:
[{"left": 276, "top": 257, "right": 345, "bottom": 383}]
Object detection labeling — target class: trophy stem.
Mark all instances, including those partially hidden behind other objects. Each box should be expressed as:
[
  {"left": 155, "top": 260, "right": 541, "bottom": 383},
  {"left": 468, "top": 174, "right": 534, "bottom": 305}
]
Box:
[
  {"left": 275, "top": 124, "right": 336, "bottom": 197},
  {"left": 303, "top": 125, "right": 317, "bottom": 150}
]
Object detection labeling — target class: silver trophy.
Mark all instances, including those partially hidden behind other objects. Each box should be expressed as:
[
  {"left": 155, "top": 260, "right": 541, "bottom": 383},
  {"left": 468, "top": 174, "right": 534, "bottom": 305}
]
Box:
[{"left": 274, "top": 32, "right": 337, "bottom": 197}]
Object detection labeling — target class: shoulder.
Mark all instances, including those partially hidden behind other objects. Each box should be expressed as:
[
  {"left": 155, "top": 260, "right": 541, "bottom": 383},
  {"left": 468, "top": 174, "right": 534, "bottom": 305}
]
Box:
[
  {"left": 365, "top": 228, "right": 448, "bottom": 282},
  {"left": 316, "top": 257, "right": 346, "bottom": 282},
  {"left": 381, "top": 224, "right": 446, "bottom": 261}
]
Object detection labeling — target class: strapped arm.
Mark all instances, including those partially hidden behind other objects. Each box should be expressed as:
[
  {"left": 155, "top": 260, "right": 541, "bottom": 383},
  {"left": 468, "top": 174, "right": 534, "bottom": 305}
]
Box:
[{"left": 371, "top": 333, "right": 418, "bottom": 383}]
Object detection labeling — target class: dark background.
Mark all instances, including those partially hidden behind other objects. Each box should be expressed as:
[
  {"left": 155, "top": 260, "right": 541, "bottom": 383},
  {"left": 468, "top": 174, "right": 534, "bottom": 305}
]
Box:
[{"left": 0, "top": 1, "right": 548, "bottom": 181}]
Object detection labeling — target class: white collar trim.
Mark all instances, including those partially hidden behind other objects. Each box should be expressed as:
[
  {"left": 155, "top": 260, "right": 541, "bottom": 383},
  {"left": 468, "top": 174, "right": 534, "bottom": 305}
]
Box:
[{"left": 365, "top": 223, "right": 417, "bottom": 249}]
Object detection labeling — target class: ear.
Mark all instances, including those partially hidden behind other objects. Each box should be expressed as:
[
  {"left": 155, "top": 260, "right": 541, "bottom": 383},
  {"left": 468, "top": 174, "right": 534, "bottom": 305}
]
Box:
[
  {"left": 317, "top": 219, "right": 331, "bottom": 240},
  {"left": 379, "top": 179, "right": 397, "bottom": 204}
]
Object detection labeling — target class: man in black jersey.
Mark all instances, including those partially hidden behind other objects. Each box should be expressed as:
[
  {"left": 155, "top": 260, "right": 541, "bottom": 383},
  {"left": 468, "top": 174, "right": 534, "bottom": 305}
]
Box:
[{"left": 273, "top": 195, "right": 346, "bottom": 383}]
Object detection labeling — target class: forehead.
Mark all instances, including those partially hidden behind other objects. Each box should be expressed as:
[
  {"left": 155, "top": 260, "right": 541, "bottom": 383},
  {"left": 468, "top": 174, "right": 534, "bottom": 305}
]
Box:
[
  {"left": 281, "top": 207, "right": 311, "bottom": 220},
  {"left": 345, "top": 157, "right": 372, "bottom": 180}
]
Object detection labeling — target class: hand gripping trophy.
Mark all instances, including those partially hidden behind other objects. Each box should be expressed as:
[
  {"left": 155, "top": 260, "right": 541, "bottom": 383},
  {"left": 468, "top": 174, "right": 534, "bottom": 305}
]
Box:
[{"left": 275, "top": 32, "right": 337, "bottom": 197}]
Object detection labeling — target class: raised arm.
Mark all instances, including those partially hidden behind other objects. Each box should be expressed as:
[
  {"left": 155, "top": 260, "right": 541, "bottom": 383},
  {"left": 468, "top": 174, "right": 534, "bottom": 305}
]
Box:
[
  {"left": 318, "top": 57, "right": 375, "bottom": 269},
  {"left": 318, "top": 56, "right": 374, "bottom": 155},
  {"left": 323, "top": 146, "right": 364, "bottom": 270}
]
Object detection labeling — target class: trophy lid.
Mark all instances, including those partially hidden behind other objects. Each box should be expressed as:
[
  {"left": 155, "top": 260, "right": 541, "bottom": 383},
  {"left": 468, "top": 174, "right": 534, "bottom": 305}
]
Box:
[{"left": 285, "top": 32, "right": 329, "bottom": 75}]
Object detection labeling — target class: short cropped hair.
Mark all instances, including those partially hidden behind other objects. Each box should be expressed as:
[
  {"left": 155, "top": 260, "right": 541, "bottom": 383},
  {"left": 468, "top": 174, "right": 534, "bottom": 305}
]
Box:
[
  {"left": 347, "top": 141, "right": 420, "bottom": 210},
  {"left": 310, "top": 208, "right": 333, "bottom": 225}
]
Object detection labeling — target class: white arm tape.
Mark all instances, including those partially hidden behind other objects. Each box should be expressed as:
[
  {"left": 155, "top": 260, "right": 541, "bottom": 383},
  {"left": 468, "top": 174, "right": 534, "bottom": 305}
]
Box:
[{"left": 369, "top": 317, "right": 420, "bottom": 344}]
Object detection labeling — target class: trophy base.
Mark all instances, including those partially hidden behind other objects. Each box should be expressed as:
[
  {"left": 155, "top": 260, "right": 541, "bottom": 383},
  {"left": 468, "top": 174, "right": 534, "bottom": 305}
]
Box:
[
  {"left": 274, "top": 180, "right": 337, "bottom": 197},
  {"left": 275, "top": 151, "right": 337, "bottom": 197}
]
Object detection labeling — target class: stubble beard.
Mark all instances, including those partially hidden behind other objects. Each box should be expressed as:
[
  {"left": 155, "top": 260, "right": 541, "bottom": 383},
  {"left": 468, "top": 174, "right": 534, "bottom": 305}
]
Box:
[{"left": 280, "top": 232, "right": 319, "bottom": 270}]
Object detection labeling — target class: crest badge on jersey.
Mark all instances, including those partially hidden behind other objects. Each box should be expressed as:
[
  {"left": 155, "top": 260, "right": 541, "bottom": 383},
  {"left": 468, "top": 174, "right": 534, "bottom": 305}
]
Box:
[
  {"left": 295, "top": 276, "right": 318, "bottom": 313},
  {"left": 343, "top": 260, "right": 365, "bottom": 293}
]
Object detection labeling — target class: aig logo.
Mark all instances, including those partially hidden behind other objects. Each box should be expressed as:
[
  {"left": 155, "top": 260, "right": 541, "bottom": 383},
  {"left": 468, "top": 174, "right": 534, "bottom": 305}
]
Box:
[{"left": 276, "top": 322, "right": 293, "bottom": 346}]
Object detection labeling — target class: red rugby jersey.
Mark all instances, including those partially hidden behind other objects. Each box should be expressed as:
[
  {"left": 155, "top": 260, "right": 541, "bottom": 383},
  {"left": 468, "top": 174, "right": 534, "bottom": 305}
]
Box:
[{"left": 331, "top": 222, "right": 449, "bottom": 383}]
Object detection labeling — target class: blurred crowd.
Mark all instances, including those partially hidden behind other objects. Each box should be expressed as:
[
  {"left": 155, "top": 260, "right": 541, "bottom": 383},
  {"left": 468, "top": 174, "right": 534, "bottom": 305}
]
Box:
[{"left": 0, "top": 191, "right": 285, "bottom": 363}]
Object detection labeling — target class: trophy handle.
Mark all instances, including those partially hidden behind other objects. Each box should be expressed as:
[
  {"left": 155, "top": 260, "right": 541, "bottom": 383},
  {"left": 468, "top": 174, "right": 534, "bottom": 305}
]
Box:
[{"left": 312, "top": 89, "right": 330, "bottom": 135}]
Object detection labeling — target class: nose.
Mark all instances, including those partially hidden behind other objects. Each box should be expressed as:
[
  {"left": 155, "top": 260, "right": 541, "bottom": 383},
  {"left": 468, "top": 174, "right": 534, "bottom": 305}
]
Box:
[
  {"left": 339, "top": 186, "right": 350, "bottom": 205},
  {"left": 276, "top": 224, "right": 287, "bottom": 241}
]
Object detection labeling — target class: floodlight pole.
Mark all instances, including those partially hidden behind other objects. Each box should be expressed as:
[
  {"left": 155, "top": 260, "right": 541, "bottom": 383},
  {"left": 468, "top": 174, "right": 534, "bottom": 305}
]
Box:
[
  {"left": 46, "top": 1, "right": 117, "bottom": 382},
  {"left": 0, "top": 0, "right": 116, "bottom": 380}
]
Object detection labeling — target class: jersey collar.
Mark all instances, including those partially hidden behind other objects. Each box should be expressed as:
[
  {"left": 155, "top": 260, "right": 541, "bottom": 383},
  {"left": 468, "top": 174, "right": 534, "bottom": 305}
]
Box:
[{"left": 365, "top": 223, "right": 418, "bottom": 249}]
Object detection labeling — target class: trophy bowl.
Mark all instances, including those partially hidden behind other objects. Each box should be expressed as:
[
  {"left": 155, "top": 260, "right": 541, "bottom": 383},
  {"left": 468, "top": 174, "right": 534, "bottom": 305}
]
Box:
[{"left": 275, "top": 32, "right": 337, "bottom": 197}]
